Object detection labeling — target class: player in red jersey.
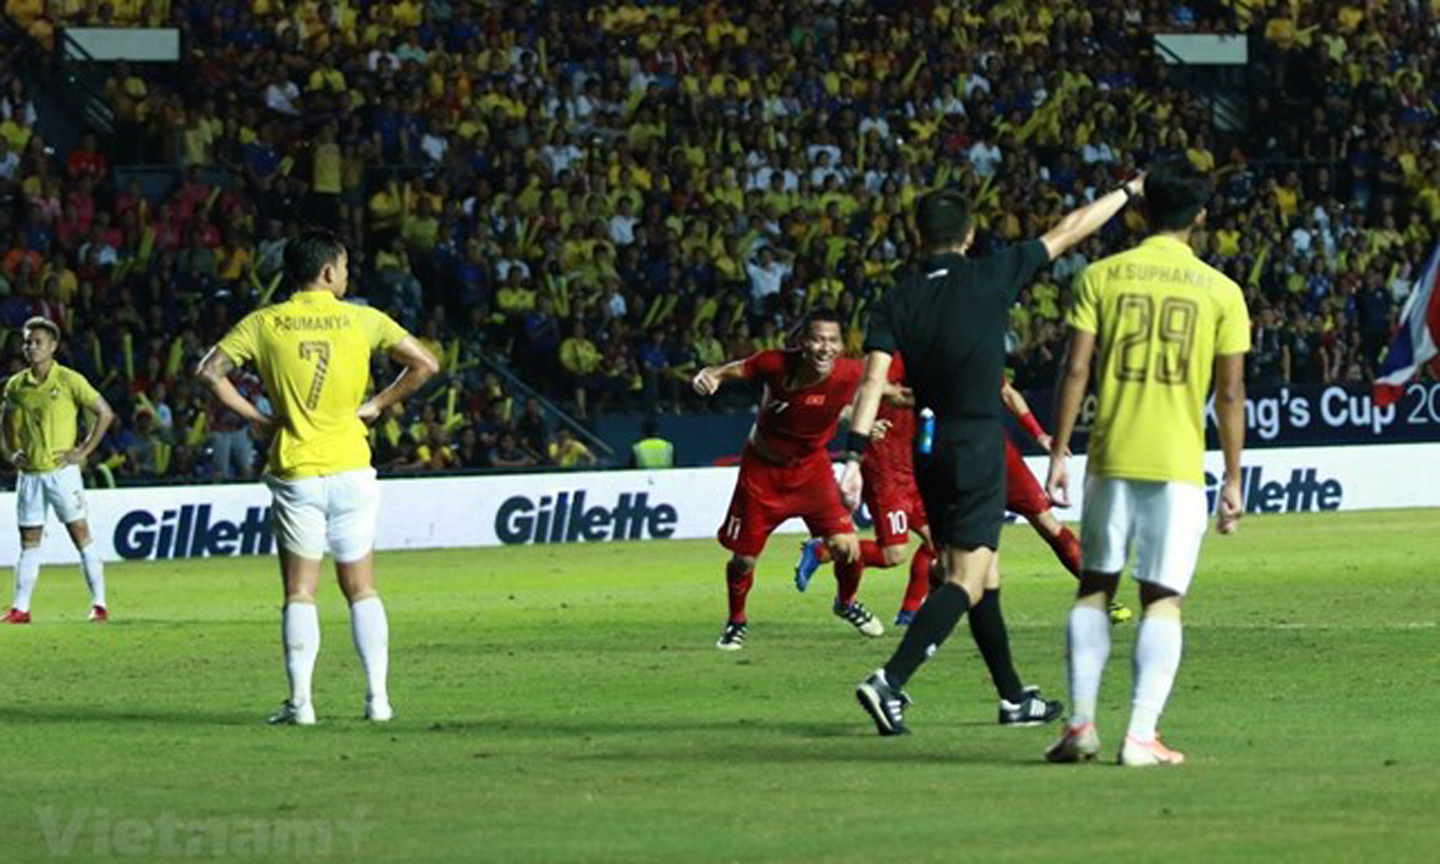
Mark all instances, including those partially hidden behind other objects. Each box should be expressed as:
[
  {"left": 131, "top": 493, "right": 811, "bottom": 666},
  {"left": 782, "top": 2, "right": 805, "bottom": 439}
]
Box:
[
  {"left": 692, "top": 309, "right": 885, "bottom": 651},
  {"left": 1001, "top": 380, "right": 1132, "bottom": 622},
  {"left": 793, "top": 352, "right": 936, "bottom": 625},
  {"left": 797, "top": 374, "right": 1132, "bottom": 624}
]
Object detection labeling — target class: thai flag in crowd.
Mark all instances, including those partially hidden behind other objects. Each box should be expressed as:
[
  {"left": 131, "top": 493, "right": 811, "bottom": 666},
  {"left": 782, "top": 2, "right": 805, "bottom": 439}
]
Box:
[{"left": 1374, "top": 243, "right": 1440, "bottom": 407}]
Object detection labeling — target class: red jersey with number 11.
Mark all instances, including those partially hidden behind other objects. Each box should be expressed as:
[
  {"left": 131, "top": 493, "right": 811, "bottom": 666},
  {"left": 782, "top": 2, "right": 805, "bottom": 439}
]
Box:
[{"left": 742, "top": 350, "right": 862, "bottom": 463}]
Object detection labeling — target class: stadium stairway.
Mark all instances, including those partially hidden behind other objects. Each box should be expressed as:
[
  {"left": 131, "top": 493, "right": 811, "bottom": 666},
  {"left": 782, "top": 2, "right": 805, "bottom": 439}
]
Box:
[
  {"left": 480, "top": 352, "right": 617, "bottom": 465},
  {"left": 0, "top": 12, "right": 115, "bottom": 154}
]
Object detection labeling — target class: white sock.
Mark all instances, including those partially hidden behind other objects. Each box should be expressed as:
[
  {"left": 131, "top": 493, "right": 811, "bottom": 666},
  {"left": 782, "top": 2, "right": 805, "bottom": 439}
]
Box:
[
  {"left": 283, "top": 602, "right": 321, "bottom": 707},
  {"left": 1066, "top": 605, "right": 1112, "bottom": 729},
  {"left": 1128, "top": 614, "right": 1183, "bottom": 742},
  {"left": 12, "top": 547, "right": 41, "bottom": 613},
  {"left": 79, "top": 544, "right": 106, "bottom": 608},
  {"left": 349, "top": 596, "right": 389, "bottom": 703}
]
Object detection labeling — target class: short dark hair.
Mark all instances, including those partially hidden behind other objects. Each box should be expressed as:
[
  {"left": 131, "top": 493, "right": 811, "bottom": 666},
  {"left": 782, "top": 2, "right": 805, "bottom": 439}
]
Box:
[
  {"left": 803, "top": 307, "right": 842, "bottom": 328},
  {"left": 915, "top": 188, "right": 972, "bottom": 249},
  {"left": 23, "top": 316, "right": 60, "bottom": 342},
  {"left": 642, "top": 416, "right": 660, "bottom": 437},
  {"left": 788, "top": 307, "right": 843, "bottom": 346},
  {"left": 284, "top": 227, "right": 347, "bottom": 289},
  {"left": 1142, "top": 158, "right": 1212, "bottom": 233}
]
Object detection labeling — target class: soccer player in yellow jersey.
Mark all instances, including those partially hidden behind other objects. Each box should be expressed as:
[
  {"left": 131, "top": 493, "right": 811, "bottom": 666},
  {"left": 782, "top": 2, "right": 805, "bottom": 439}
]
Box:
[
  {"left": 1044, "top": 159, "right": 1249, "bottom": 767},
  {"left": 198, "top": 229, "right": 438, "bottom": 726},
  {"left": 1, "top": 317, "right": 115, "bottom": 624}
]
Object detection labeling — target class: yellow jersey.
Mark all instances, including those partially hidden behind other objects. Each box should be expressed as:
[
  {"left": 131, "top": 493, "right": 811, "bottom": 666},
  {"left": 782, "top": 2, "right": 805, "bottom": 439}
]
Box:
[
  {"left": 217, "top": 290, "right": 409, "bottom": 479},
  {"left": 3, "top": 363, "right": 101, "bottom": 473},
  {"left": 1069, "top": 236, "right": 1250, "bottom": 485}
]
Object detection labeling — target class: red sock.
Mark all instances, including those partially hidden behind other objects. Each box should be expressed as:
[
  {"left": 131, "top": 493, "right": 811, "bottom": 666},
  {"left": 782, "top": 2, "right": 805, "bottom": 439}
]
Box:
[
  {"left": 903, "top": 546, "right": 936, "bottom": 613},
  {"left": 860, "top": 540, "right": 890, "bottom": 568},
  {"left": 1047, "top": 526, "right": 1082, "bottom": 579},
  {"left": 815, "top": 543, "right": 833, "bottom": 564},
  {"left": 835, "top": 558, "right": 863, "bottom": 608},
  {"left": 725, "top": 559, "right": 754, "bottom": 623}
]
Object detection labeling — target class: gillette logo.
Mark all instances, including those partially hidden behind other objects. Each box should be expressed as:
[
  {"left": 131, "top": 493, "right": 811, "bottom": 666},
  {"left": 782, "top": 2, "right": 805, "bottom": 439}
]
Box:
[
  {"left": 115, "top": 505, "right": 274, "bottom": 559},
  {"left": 1204, "top": 467, "right": 1342, "bottom": 514},
  {"left": 495, "top": 492, "right": 678, "bottom": 544}
]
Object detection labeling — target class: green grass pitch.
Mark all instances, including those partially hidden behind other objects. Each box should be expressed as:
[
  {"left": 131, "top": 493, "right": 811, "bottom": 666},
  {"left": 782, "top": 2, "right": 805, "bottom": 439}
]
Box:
[{"left": 2, "top": 510, "right": 1437, "bottom": 863}]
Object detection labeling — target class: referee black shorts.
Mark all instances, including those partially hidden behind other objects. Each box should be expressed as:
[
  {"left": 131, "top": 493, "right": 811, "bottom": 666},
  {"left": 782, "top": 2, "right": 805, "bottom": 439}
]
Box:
[{"left": 914, "top": 434, "right": 1006, "bottom": 551}]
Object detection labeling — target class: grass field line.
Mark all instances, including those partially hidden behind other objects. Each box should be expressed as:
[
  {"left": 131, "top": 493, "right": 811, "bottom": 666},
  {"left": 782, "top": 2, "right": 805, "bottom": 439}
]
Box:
[{"left": 1224, "top": 621, "right": 1437, "bottom": 630}]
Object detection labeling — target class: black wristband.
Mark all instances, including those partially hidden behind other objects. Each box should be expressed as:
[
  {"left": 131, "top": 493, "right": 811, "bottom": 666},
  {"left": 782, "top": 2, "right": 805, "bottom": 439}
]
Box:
[
  {"left": 1122, "top": 183, "right": 1138, "bottom": 202},
  {"left": 844, "top": 430, "right": 871, "bottom": 461}
]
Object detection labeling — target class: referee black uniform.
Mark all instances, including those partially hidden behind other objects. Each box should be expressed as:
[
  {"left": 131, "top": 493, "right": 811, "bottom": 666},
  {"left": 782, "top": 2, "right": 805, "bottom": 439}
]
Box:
[
  {"left": 865, "top": 239, "right": 1049, "bottom": 550},
  {"left": 852, "top": 189, "right": 1060, "bottom": 737},
  {"left": 853, "top": 179, "right": 1141, "bottom": 736}
]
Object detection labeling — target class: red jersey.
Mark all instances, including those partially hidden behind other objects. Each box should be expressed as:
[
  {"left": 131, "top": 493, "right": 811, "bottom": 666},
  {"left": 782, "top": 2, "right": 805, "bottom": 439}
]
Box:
[
  {"left": 864, "top": 353, "right": 916, "bottom": 487},
  {"left": 742, "top": 350, "right": 862, "bottom": 462}
]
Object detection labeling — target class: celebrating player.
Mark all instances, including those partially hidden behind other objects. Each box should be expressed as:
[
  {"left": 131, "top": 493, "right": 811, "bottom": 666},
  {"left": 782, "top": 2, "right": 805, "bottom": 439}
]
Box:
[
  {"left": 692, "top": 308, "right": 880, "bottom": 651},
  {"left": 796, "top": 375, "right": 1131, "bottom": 625},
  {"left": 796, "top": 360, "right": 1064, "bottom": 726},
  {"left": 198, "top": 228, "right": 438, "bottom": 725},
  {"left": 1045, "top": 159, "right": 1248, "bottom": 766},
  {"left": 1, "top": 317, "right": 115, "bottom": 624},
  {"left": 793, "top": 352, "right": 934, "bottom": 626}
]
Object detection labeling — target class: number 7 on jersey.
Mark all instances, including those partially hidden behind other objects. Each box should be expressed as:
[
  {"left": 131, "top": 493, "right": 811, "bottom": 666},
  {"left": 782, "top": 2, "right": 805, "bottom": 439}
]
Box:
[{"left": 299, "top": 341, "right": 331, "bottom": 410}]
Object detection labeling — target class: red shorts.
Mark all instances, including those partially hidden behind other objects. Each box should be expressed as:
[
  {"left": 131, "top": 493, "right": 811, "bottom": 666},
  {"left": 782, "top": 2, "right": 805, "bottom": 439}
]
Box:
[
  {"left": 863, "top": 470, "right": 929, "bottom": 549},
  {"left": 1004, "top": 435, "right": 1051, "bottom": 518},
  {"left": 719, "top": 450, "right": 855, "bottom": 558}
]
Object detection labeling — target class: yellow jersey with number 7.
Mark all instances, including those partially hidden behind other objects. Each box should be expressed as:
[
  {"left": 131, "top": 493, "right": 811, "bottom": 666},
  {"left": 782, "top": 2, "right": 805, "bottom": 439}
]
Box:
[
  {"left": 217, "top": 290, "right": 409, "bottom": 479},
  {"left": 1068, "top": 235, "right": 1250, "bottom": 485}
]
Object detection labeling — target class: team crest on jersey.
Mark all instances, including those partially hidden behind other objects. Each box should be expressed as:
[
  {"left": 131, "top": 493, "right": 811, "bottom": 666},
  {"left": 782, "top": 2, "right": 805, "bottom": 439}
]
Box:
[
  {"left": 49, "top": 387, "right": 60, "bottom": 399},
  {"left": 803, "top": 394, "right": 825, "bottom": 406}
]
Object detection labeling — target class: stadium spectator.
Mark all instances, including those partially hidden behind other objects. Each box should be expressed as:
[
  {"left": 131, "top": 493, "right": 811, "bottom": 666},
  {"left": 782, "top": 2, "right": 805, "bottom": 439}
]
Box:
[
  {"left": 548, "top": 426, "right": 596, "bottom": 469},
  {"left": 207, "top": 372, "right": 259, "bottom": 481},
  {"left": 488, "top": 431, "right": 535, "bottom": 470},
  {"left": 0, "top": 0, "right": 1429, "bottom": 483}
]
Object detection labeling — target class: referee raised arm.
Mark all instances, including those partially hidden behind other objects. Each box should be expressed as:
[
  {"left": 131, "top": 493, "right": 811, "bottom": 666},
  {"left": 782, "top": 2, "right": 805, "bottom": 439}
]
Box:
[{"left": 848, "top": 174, "right": 1145, "bottom": 736}]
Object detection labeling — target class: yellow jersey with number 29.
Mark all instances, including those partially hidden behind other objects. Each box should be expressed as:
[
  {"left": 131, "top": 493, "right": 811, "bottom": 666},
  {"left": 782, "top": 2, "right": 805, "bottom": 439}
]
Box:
[
  {"left": 217, "top": 290, "right": 409, "bottom": 480},
  {"left": 1068, "top": 235, "right": 1250, "bottom": 485}
]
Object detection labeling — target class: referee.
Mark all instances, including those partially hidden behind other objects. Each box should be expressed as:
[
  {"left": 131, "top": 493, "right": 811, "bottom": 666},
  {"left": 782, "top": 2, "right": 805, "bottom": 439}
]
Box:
[{"left": 846, "top": 175, "right": 1145, "bottom": 736}]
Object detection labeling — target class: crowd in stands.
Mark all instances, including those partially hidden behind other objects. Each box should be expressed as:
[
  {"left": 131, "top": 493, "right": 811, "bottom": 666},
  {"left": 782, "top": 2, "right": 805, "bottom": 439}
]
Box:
[{"left": 0, "top": 0, "right": 1435, "bottom": 480}]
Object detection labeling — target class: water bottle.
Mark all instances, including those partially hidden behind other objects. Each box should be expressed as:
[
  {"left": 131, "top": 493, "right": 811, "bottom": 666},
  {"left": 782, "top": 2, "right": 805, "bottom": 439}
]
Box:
[{"left": 917, "top": 408, "right": 935, "bottom": 456}]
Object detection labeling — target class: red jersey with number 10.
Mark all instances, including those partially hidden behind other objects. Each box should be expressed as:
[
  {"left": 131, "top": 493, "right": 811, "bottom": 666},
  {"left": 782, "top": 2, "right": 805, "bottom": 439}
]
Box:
[
  {"left": 742, "top": 350, "right": 863, "bottom": 463},
  {"left": 864, "top": 353, "right": 916, "bottom": 490}
]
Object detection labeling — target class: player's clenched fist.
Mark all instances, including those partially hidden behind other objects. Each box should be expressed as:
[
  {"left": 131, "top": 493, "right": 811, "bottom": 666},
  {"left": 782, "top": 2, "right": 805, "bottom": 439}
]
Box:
[
  {"left": 692, "top": 366, "right": 723, "bottom": 396},
  {"left": 1045, "top": 455, "right": 1070, "bottom": 509},
  {"left": 1217, "top": 476, "right": 1243, "bottom": 535}
]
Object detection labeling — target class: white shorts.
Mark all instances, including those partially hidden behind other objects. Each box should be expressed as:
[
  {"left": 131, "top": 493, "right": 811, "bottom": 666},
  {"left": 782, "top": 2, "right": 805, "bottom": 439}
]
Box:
[
  {"left": 264, "top": 468, "right": 380, "bottom": 563},
  {"left": 17, "top": 464, "right": 88, "bottom": 528},
  {"left": 1080, "top": 475, "right": 1208, "bottom": 595}
]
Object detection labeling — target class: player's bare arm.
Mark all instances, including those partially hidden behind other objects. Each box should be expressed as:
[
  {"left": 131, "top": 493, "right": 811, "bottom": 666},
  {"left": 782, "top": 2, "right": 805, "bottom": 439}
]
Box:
[
  {"left": 692, "top": 358, "right": 748, "bottom": 396},
  {"left": 0, "top": 400, "right": 26, "bottom": 470},
  {"left": 1039, "top": 174, "right": 1145, "bottom": 261},
  {"left": 358, "top": 336, "right": 440, "bottom": 423},
  {"left": 1000, "top": 380, "right": 1061, "bottom": 453},
  {"left": 58, "top": 393, "right": 115, "bottom": 466},
  {"left": 1047, "top": 328, "right": 1096, "bottom": 508},
  {"left": 1214, "top": 354, "right": 1246, "bottom": 535},
  {"left": 196, "top": 346, "right": 276, "bottom": 436},
  {"left": 839, "top": 350, "right": 893, "bottom": 511}
]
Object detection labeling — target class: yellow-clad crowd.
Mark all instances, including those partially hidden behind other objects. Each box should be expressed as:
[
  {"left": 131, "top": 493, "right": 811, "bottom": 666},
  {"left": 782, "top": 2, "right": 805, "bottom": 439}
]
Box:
[{"left": 0, "top": 0, "right": 1434, "bottom": 477}]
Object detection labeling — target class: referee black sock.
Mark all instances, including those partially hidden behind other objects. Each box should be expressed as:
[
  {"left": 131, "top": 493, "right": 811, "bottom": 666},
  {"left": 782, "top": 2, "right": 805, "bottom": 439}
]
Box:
[
  {"left": 968, "top": 588, "right": 1027, "bottom": 704},
  {"left": 883, "top": 582, "right": 970, "bottom": 689}
]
